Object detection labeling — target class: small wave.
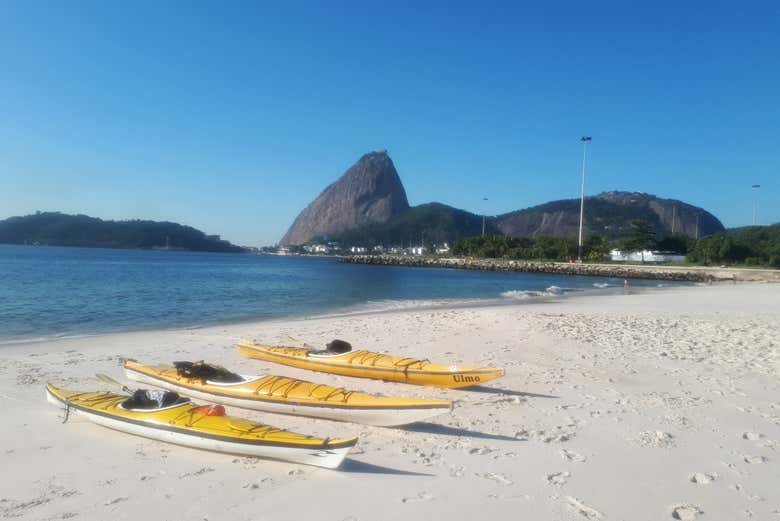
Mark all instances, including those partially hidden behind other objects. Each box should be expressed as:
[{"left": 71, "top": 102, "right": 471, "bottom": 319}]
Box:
[
  {"left": 312, "top": 297, "right": 487, "bottom": 318},
  {"left": 501, "top": 286, "right": 564, "bottom": 299},
  {"left": 500, "top": 290, "right": 545, "bottom": 299},
  {"left": 593, "top": 282, "right": 612, "bottom": 288},
  {"left": 0, "top": 331, "right": 95, "bottom": 347}
]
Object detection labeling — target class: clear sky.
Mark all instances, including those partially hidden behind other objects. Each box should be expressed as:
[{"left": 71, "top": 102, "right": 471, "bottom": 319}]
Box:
[{"left": 1, "top": 1, "right": 778, "bottom": 246}]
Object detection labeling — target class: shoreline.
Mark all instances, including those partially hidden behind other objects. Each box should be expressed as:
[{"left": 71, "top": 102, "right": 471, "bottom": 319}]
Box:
[
  {"left": 0, "top": 282, "right": 684, "bottom": 349},
  {"left": 1, "top": 283, "right": 778, "bottom": 520}
]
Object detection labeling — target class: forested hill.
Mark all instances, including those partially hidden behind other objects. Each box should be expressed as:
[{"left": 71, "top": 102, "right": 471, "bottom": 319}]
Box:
[
  {"left": 333, "top": 202, "right": 502, "bottom": 246},
  {"left": 0, "top": 212, "right": 245, "bottom": 253},
  {"left": 495, "top": 191, "right": 724, "bottom": 239}
]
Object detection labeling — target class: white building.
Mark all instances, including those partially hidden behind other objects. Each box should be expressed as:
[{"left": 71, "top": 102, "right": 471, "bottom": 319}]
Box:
[
  {"left": 304, "top": 244, "right": 330, "bottom": 254},
  {"left": 609, "top": 249, "right": 686, "bottom": 263},
  {"left": 349, "top": 246, "right": 367, "bottom": 254},
  {"left": 435, "top": 242, "right": 450, "bottom": 254}
]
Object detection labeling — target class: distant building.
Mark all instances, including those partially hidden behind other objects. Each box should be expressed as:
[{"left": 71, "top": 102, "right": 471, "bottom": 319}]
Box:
[
  {"left": 610, "top": 249, "right": 686, "bottom": 263},
  {"left": 349, "top": 246, "right": 367, "bottom": 254},
  {"left": 304, "top": 243, "right": 330, "bottom": 254},
  {"left": 409, "top": 246, "right": 426, "bottom": 256},
  {"left": 435, "top": 242, "right": 450, "bottom": 254}
]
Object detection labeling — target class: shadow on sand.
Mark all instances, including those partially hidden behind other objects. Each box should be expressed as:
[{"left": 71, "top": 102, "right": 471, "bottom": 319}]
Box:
[
  {"left": 399, "top": 422, "right": 519, "bottom": 442},
  {"left": 338, "top": 458, "right": 434, "bottom": 476},
  {"left": 462, "top": 385, "right": 558, "bottom": 399}
]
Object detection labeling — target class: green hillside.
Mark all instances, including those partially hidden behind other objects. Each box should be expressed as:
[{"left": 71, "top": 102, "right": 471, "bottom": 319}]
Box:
[
  {"left": 333, "top": 203, "right": 501, "bottom": 247},
  {"left": 0, "top": 212, "right": 245, "bottom": 253}
]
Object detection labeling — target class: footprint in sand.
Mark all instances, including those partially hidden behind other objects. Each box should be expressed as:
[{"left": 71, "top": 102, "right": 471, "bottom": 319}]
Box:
[
  {"left": 689, "top": 473, "right": 716, "bottom": 484},
  {"left": 178, "top": 467, "right": 215, "bottom": 478},
  {"left": 742, "top": 432, "right": 763, "bottom": 441},
  {"left": 560, "top": 449, "right": 586, "bottom": 462},
  {"left": 475, "top": 472, "right": 513, "bottom": 485},
  {"left": 565, "top": 496, "right": 603, "bottom": 519},
  {"left": 732, "top": 483, "right": 764, "bottom": 502},
  {"left": 632, "top": 430, "right": 675, "bottom": 448},
  {"left": 671, "top": 505, "right": 702, "bottom": 520},
  {"left": 400, "top": 491, "right": 434, "bottom": 503},
  {"left": 546, "top": 471, "right": 571, "bottom": 485},
  {"left": 449, "top": 465, "right": 465, "bottom": 477},
  {"left": 742, "top": 455, "right": 767, "bottom": 464}
]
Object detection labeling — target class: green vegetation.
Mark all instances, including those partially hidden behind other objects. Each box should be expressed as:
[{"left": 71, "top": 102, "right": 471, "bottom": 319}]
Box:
[
  {"left": 450, "top": 223, "right": 780, "bottom": 267},
  {"left": 655, "top": 233, "right": 694, "bottom": 254},
  {"left": 332, "top": 203, "right": 500, "bottom": 247},
  {"left": 688, "top": 224, "right": 780, "bottom": 267},
  {"left": 625, "top": 219, "right": 657, "bottom": 253},
  {"left": 0, "top": 212, "right": 245, "bottom": 253},
  {"left": 452, "top": 235, "right": 609, "bottom": 262}
]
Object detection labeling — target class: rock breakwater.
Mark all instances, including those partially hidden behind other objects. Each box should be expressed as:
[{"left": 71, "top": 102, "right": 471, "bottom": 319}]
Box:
[{"left": 340, "top": 256, "right": 780, "bottom": 283}]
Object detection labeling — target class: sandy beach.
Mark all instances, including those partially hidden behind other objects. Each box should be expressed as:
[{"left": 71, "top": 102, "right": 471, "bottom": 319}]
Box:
[{"left": 1, "top": 283, "right": 778, "bottom": 521}]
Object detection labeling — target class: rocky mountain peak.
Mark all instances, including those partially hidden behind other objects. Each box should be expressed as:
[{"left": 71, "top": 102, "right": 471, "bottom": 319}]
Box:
[{"left": 279, "top": 151, "right": 409, "bottom": 245}]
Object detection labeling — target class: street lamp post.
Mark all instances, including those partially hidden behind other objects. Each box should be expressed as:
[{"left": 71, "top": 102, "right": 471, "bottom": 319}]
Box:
[
  {"left": 752, "top": 184, "right": 761, "bottom": 225},
  {"left": 577, "top": 136, "right": 592, "bottom": 262},
  {"left": 482, "top": 197, "right": 488, "bottom": 237}
]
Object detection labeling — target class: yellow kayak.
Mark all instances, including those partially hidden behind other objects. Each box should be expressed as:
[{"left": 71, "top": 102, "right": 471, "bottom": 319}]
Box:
[
  {"left": 46, "top": 383, "right": 356, "bottom": 469},
  {"left": 237, "top": 340, "right": 504, "bottom": 388},
  {"left": 123, "top": 359, "right": 452, "bottom": 427}
]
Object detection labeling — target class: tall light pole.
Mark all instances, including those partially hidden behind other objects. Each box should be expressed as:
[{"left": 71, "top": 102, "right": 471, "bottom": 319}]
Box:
[
  {"left": 577, "top": 136, "right": 592, "bottom": 262},
  {"left": 752, "top": 184, "right": 761, "bottom": 225},
  {"left": 481, "top": 197, "right": 488, "bottom": 237}
]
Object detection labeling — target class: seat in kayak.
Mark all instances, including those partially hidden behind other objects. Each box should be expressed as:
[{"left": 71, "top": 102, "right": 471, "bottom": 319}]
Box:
[
  {"left": 121, "top": 389, "right": 190, "bottom": 410},
  {"left": 172, "top": 361, "right": 245, "bottom": 383}
]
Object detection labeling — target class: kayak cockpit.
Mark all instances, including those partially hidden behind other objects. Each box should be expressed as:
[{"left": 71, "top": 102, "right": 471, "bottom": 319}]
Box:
[
  {"left": 118, "top": 389, "right": 190, "bottom": 412},
  {"left": 173, "top": 361, "right": 245, "bottom": 383},
  {"left": 307, "top": 339, "right": 354, "bottom": 358}
]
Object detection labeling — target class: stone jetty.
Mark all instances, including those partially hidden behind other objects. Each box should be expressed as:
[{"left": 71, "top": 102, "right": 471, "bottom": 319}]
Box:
[{"left": 340, "top": 255, "right": 780, "bottom": 283}]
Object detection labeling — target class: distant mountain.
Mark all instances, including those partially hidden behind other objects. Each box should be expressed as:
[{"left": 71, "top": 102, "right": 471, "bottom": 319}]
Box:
[
  {"left": 0, "top": 212, "right": 245, "bottom": 252},
  {"left": 280, "top": 151, "right": 726, "bottom": 246},
  {"left": 496, "top": 191, "right": 725, "bottom": 239},
  {"left": 333, "top": 203, "right": 501, "bottom": 246},
  {"left": 280, "top": 151, "right": 409, "bottom": 245}
]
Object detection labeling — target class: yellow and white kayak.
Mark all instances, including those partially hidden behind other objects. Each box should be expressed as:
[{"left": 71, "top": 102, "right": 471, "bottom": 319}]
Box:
[
  {"left": 123, "top": 359, "right": 452, "bottom": 427},
  {"left": 46, "top": 383, "right": 356, "bottom": 469},
  {"left": 237, "top": 341, "right": 504, "bottom": 389}
]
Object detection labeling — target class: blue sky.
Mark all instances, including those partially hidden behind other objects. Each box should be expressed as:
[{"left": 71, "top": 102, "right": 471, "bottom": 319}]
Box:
[{"left": 1, "top": 2, "right": 778, "bottom": 246}]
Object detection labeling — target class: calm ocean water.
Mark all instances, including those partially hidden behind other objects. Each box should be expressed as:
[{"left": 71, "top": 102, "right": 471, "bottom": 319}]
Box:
[{"left": 0, "top": 245, "right": 672, "bottom": 342}]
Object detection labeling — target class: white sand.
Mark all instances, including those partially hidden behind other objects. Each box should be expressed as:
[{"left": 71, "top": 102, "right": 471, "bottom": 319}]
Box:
[{"left": 1, "top": 283, "right": 778, "bottom": 520}]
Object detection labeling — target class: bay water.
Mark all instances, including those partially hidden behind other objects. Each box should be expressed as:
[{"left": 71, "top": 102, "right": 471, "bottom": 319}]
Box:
[{"left": 0, "top": 245, "right": 671, "bottom": 342}]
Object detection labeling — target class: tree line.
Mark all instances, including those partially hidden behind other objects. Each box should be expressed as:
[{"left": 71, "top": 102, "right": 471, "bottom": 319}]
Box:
[{"left": 451, "top": 220, "right": 780, "bottom": 267}]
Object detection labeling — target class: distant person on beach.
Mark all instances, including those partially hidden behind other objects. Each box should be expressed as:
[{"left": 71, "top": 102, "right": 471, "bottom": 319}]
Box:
[{"left": 624, "top": 279, "right": 630, "bottom": 289}]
